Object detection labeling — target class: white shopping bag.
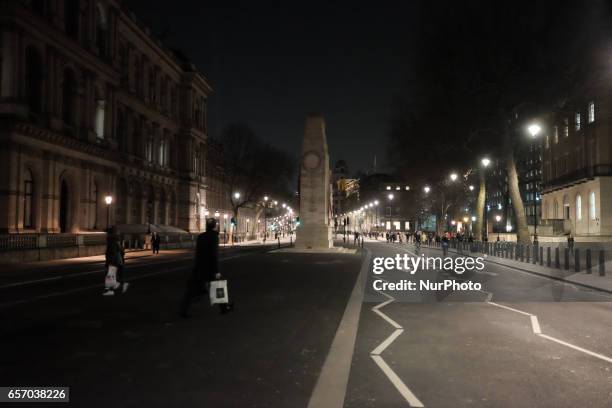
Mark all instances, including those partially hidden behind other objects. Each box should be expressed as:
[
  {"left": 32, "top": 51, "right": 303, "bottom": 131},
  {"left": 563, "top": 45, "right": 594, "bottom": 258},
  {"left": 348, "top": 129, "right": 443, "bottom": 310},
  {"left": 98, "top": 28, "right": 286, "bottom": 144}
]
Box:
[
  {"left": 209, "top": 280, "right": 229, "bottom": 305},
  {"left": 105, "top": 265, "right": 118, "bottom": 289}
]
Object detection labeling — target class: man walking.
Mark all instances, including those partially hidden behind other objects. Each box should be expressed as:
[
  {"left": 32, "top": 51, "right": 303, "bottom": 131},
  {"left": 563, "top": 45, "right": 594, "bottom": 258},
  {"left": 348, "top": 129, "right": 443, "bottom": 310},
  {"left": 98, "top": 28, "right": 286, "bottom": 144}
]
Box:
[
  {"left": 103, "top": 227, "right": 129, "bottom": 296},
  {"left": 180, "top": 218, "right": 230, "bottom": 317}
]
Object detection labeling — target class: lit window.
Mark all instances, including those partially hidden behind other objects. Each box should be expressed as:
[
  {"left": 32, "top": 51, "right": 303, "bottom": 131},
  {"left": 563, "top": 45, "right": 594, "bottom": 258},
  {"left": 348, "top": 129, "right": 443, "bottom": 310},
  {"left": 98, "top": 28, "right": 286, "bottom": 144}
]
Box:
[
  {"left": 589, "top": 191, "right": 596, "bottom": 220},
  {"left": 576, "top": 194, "right": 582, "bottom": 221},
  {"left": 405, "top": 186, "right": 410, "bottom": 190},
  {"left": 588, "top": 101, "right": 595, "bottom": 123},
  {"left": 395, "top": 186, "right": 400, "bottom": 190},
  {"left": 386, "top": 186, "right": 391, "bottom": 190},
  {"left": 554, "top": 126, "right": 559, "bottom": 144},
  {"left": 575, "top": 112, "right": 581, "bottom": 131}
]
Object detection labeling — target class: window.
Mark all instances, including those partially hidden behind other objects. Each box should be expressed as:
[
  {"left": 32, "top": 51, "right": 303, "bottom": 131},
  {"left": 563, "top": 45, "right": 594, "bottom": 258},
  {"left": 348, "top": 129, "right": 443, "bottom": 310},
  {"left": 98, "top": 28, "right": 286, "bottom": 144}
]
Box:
[
  {"left": 545, "top": 134, "right": 549, "bottom": 149},
  {"left": 23, "top": 170, "right": 34, "bottom": 228},
  {"left": 159, "top": 138, "right": 167, "bottom": 166},
  {"left": 94, "top": 99, "right": 105, "bottom": 138},
  {"left": 62, "top": 69, "right": 77, "bottom": 126},
  {"left": 386, "top": 186, "right": 391, "bottom": 190},
  {"left": 576, "top": 194, "right": 582, "bottom": 221},
  {"left": 145, "top": 136, "right": 153, "bottom": 162},
  {"left": 588, "top": 101, "right": 595, "bottom": 123},
  {"left": 25, "top": 47, "right": 43, "bottom": 114},
  {"left": 564, "top": 118, "right": 569, "bottom": 138},
  {"left": 554, "top": 126, "right": 559, "bottom": 144},
  {"left": 575, "top": 112, "right": 581, "bottom": 131},
  {"left": 590, "top": 191, "right": 596, "bottom": 220}
]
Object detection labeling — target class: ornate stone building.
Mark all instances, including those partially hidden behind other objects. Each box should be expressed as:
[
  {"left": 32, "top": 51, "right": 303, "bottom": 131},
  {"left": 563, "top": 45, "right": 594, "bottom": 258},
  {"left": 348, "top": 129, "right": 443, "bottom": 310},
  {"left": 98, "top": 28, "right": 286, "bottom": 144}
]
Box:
[{"left": 0, "top": 0, "right": 217, "bottom": 237}]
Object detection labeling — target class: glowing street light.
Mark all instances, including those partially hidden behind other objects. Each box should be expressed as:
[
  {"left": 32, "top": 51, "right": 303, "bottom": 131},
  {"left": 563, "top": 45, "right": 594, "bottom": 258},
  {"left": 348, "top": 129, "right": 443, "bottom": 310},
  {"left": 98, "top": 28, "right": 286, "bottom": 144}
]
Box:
[
  {"left": 374, "top": 200, "right": 379, "bottom": 206},
  {"left": 282, "top": 203, "right": 286, "bottom": 208},
  {"left": 204, "top": 209, "right": 210, "bottom": 216},
  {"left": 469, "top": 185, "right": 475, "bottom": 191},
  {"left": 104, "top": 195, "right": 113, "bottom": 230},
  {"left": 214, "top": 211, "right": 220, "bottom": 217},
  {"left": 527, "top": 123, "right": 542, "bottom": 138},
  {"left": 495, "top": 215, "right": 502, "bottom": 222},
  {"left": 481, "top": 157, "right": 491, "bottom": 167},
  {"left": 471, "top": 216, "right": 477, "bottom": 221},
  {"left": 234, "top": 192, "right": 241, "bottom": 200},
  {"left": 388, "top": 193, "right": 394, "bottom": 200},
  {"left": 424, "top": 186, "right": 431, "bottom": 194},
  {"left": 264, "top": 196, "right": 269, "bottom": 202},
  {"left": 450, "top": 173, "right": 458, "bottom": 182}
]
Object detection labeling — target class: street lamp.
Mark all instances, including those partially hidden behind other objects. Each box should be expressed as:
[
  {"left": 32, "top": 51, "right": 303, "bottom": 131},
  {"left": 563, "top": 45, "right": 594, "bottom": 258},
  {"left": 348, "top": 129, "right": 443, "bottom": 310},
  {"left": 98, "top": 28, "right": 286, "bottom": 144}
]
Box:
[
  {"left": 469, "top": 185, "right": 474, "bottom": 191},
  {"left": 424, "top": 186, "right": 431, "bottom": 193},
  {"left": 495, "top": 214, "right": 502, "bottom": 240},
  {"left": 104, "top": 195, "right": 113, "bottom": 230},
  {"left": 527, "top": 122, "right": 541, "bottom": 243},
  {"left": 263, "top": 196, "right": 269, "bottom": 242},
  {"left": 388, "top": 193, "right": 394, "bottom": 200},
  {"left": 450, "top": 173, "right": 458, "bottom": 182},
  {"left": 481, "top": 157, "right": 491, "bottom": 167}
]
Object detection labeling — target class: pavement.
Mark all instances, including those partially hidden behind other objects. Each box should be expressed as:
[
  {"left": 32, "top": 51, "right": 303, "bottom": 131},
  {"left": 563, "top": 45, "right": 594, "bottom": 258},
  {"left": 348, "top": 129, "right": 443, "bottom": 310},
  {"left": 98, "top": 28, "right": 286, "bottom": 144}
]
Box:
[{"left": 2, "top": 239, "right": 612, "bottom": 407}]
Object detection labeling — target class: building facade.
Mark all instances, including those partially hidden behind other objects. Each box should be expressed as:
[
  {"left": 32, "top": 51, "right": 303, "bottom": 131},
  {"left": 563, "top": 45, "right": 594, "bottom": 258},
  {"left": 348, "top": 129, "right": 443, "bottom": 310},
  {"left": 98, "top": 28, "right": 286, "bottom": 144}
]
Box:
[
  {"left": 0, "top": 0, "right": 217, "bottom": 238},
  {"left": 541, "top": 74, "right": 612, "bottom": 237}
]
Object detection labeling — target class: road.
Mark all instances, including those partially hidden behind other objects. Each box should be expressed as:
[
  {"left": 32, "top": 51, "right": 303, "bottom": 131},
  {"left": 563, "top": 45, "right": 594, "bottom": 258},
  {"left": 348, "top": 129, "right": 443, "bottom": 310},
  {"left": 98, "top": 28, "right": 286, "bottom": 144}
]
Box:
[
  {"left": 1, "top": 240, "right": 612, "bottom": 407},
  {"left": 344, "top": 241, "right": 612, "bottom": 408}
]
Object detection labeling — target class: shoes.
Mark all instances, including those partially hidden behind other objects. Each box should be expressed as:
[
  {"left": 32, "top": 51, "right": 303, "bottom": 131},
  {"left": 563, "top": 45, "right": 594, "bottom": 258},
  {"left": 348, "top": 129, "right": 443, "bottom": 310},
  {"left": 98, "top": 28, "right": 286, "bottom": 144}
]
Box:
[
  {"left": 122, "top": 282, "right": 130, "bottom": 293},
  {"left": 102, "top": 289, "right": 115, "bottom": 296}
]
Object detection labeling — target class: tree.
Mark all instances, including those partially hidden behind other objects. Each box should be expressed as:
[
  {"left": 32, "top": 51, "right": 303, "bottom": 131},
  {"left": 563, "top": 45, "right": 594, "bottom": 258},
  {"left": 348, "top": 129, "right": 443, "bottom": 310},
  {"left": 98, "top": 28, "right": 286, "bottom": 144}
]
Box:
[{"left": 220, "top": 123, "right": 295, "bottom": 236}]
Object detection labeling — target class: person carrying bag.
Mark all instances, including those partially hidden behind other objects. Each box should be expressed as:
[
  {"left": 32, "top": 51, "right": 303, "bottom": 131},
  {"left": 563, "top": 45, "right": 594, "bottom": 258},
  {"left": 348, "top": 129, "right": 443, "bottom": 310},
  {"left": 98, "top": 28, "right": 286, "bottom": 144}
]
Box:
[{"left": 103, "top": 227, "right": 129, "bottom": 296}]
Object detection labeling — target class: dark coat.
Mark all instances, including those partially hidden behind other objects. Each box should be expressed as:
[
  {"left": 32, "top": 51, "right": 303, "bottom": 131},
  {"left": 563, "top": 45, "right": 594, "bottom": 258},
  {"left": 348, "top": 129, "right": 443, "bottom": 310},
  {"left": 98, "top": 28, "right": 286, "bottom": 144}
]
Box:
[
  {"left": 105, "top": 236, "right": 124, "bottom": 267},
  {"left": 192, "top": 230, "right": 219, "bottom": 282}
]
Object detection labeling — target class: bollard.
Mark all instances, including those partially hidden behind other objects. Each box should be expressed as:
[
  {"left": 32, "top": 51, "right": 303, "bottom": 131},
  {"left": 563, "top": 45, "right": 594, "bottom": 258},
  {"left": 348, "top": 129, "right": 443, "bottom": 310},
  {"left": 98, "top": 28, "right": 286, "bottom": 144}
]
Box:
[
  {"left": 599, "top": 251, "right": 606, "bottom": 276},
  {"left": 586, "top": 249, "right": 592, "bottom": 274},
  {"left": 539, "top": 246, "right": 543, "bottom": 266},
  {"left": 278, "top": 236, "right": 281, "bottom": 249},
  {"left": 555, "top": 247, "right": 560, "bottom": 269},
  {"left": 526, "top": 245, "right": 530, "bottom": 263},
  {"left": 547, "top": 247, "right": 551, "bottom": 267},
  {"left": 574, "top": 248, "right": 580, "bottom": 272},
  {"left": 564, "top": 248, "right": 569, "bottom": 270}
]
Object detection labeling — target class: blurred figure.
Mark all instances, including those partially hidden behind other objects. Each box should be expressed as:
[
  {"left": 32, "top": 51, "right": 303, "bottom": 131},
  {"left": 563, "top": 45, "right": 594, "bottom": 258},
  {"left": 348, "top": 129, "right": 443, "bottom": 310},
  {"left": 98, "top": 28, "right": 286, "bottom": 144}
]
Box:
[{"left": 103, "top": 227, "right": 129, "bottom": 296}]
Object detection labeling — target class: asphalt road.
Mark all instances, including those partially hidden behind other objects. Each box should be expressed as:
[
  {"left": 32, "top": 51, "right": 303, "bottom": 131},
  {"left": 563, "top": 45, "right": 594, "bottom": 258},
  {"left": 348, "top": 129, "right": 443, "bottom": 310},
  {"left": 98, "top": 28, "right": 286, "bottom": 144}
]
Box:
[
  {"left": 344, "top": 241, "right": 612, "bottom": 408},
  {"left": 2, "top": 240, "right": 612, "bottom": 407},
  {"left": 0, "top": 244, "right": 362, "bottom": 408}
]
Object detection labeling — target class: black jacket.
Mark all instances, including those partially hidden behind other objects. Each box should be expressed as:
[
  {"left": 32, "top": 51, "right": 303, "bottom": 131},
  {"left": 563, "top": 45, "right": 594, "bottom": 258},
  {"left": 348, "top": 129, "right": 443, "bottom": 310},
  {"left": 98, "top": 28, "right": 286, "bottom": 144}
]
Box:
[
  {"left": 105, "top": 236, "right": 124, "bottom": 267},
  {"left": 192, "top": 230, "right": 219, "bottom": 282}
]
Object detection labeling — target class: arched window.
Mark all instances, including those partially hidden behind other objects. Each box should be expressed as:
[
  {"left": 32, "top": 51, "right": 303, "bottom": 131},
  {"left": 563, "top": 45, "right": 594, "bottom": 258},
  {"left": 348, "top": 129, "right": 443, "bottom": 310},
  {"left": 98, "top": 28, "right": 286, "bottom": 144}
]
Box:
[
  {"left": 576, "top": 194, "right": 582, "bottom": 221},
  {"left": 23, "top": 169, "right": 34, "bottom": 228},
  {"left": 62, "top": 68, "right": 77, "bottom": 126},
  {"left": 25, "top": 47, "right": 43, "bottom": 114},
  {"left": 95, "top": 2, "right": 108, "bottom": 57},
  {"left": 553, "top": 200, "right": 559, "bottom": 219},
  {"left": 64, "top": 0, "right": 80, "bottom": 39},
  {"left": 589, "top": 191, "right": 596, "bottom": 220},
  {"left": 91, "top": 181, "right": 99, "bottom": 229}
]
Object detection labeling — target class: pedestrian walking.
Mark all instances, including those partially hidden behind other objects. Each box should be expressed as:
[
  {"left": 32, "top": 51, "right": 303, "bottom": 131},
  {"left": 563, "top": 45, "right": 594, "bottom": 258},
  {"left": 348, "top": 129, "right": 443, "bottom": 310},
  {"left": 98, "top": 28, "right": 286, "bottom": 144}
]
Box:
[
  {"left": 103, "top": 228, "right": 129, "bottom": 296},
  {"left": 441, "top": 232, "right": 450, "bottom": 256},
  {"left": 180, "top": 218, "right": 232, "bottom": 317},
  {"left": 152, "top": 232, "right": 161, "bottom": 254}
]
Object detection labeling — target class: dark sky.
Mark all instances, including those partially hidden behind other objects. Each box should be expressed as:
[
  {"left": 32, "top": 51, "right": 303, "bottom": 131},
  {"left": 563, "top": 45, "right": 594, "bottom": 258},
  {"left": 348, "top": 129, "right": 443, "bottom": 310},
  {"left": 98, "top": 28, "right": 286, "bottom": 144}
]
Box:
[
  {"left": 125, "top": 1, "right": 418, "bottom": 176},
  {"left": 125, "top": 1, "right": 612, "bottom": 178}
]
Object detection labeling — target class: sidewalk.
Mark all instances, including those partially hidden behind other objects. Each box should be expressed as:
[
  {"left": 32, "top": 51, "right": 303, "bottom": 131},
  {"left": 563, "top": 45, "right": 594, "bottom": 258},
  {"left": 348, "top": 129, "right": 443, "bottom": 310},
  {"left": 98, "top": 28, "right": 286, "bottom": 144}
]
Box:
[{"left": 428, "top": 244, "right": 612, "bottom": 294}]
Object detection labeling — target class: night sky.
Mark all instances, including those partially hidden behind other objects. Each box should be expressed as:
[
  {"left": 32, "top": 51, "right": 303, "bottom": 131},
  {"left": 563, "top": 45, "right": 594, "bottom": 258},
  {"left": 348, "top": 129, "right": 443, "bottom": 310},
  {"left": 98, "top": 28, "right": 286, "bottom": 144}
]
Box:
[{"left": 126, "top": 1, "right": 612, "bottom": 178}]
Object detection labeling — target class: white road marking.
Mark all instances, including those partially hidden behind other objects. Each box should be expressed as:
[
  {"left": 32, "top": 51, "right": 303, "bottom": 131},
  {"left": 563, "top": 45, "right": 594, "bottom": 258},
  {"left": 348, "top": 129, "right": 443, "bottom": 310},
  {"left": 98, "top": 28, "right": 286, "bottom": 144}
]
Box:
[
  {"left": 487, "top": 301, "right": 612, "bottom": 365},
  {"left": 307, "top": 248, "right": 371, "bottom": 408},
  {"left": 371, "top": 355, "right": 425, "bottom": 408},
  {"left": 371, "top": 328, "right": 404, "bottom": 355},
  {"left": 370, "top": 273, "right": 424, "bottom": 407}
]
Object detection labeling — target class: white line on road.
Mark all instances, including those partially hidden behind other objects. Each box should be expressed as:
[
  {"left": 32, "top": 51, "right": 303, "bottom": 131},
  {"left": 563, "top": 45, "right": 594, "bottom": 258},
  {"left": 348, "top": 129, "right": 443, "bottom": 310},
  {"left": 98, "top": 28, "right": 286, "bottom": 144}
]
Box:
[
  {"left": 487, "top": 301, "right": 612, "bottom": 365},
  {"left": 370, "top": 275, "right": 424, "bottom": 407},
  {"left": 371, "top": 328, "right": 404, "bottom": 355},
  {"left": 307, "top": 248, "right": 371, "bottom": 408},
  {"left": 371, "top": 355, "right": 425, "bottom": 408}
]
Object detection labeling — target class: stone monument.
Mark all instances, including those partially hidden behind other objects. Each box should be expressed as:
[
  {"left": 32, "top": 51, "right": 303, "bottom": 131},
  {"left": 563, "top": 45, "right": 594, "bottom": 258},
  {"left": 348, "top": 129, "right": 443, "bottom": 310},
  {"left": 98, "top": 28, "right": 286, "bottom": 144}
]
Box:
[{"left": 295, "top": 113, "right": 333, "bottom": 249}]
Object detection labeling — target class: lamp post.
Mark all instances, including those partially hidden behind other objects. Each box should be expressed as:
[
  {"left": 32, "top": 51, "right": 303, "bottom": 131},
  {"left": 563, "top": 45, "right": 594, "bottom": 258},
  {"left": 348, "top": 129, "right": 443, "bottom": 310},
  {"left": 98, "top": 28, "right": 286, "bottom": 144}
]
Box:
[
  {"left": 104, "top": 195, "right": 113, "bottom": 231},
  {"left": 495, "top": 214, "right": 502, "bottom": 241},
  {"left": 263, "top": 196, "right": 269, "bottom": 242},
  {"left": 481, "top": 157, "right": 491, "bottom": 241},
  {"left": 527, "top": 123, "right": 541, "bottom": 243}
]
